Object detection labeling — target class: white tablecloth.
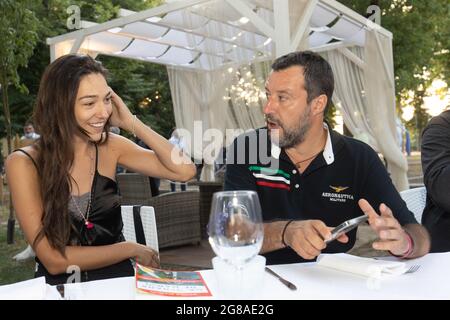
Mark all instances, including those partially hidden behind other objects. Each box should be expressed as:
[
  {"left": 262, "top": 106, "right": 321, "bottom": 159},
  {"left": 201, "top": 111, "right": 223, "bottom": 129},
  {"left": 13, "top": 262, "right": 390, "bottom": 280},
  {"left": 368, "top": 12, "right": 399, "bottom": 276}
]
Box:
[{"left": 2, "top": 252, "right": 450, "bottom": 300}]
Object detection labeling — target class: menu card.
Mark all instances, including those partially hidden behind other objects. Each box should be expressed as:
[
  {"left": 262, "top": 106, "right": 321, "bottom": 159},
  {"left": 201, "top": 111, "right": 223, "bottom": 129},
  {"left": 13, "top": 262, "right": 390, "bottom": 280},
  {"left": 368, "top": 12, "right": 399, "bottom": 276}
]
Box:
[{"left": 135, "top": 263, "right": 212, "bottom": 297}]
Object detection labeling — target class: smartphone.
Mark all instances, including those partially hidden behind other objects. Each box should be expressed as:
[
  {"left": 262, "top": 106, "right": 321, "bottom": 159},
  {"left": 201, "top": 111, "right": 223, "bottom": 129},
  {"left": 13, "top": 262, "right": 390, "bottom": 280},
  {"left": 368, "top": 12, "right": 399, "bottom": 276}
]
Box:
[{"left": 325, "top": 215, "right": 369, "bottom": 244}]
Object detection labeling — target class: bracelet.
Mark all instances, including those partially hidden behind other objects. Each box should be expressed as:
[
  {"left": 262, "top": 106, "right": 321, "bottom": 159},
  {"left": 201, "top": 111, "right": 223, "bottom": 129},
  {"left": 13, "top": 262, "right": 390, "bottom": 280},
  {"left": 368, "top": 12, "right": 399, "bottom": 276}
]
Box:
[
  {"left": 282, "top": 220, "right": 294, "bottom": 248},
  {"left": 389, "top": 229, "right": 414, "bottom": 259},
  {"left": 131, "top": 114, "right": 137, "bottom": 137}
]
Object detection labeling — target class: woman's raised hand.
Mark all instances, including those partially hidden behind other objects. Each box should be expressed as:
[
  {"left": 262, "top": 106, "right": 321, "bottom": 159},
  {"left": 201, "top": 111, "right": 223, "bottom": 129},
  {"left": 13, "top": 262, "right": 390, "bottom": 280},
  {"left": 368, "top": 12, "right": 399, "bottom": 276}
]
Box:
[{"left": 109, "top": 88, "right": 135, "bottom": 133}]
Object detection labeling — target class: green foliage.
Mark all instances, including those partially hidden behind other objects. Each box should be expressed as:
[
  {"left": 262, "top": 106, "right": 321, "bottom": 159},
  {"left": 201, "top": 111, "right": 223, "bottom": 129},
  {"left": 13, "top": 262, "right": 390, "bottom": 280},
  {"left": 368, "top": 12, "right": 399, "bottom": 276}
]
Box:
[
  {"left": 0, "top": 0, "right": 39, "bottom": 137},
  {"left": 98, "top": 55, "right": 174, "bottom": 138},
  {"left": 1, "top": 0, "right": 171, "bottom": 138},
  {"left": 337, "top": 0, "right": 449, "bottom": 148},
  {"left": 324, "top": 102, "right": 337, "bottom": 128},
  {"left": 0, "top": 224, "right": 34, "bottom": 284},
  {"left": 337, "top": 0, "right": 449, "bottom": 93},
  {"left": 0, "top": 0, "right": 39, "bottom": 90},
  {"left": 405, "top": 88, "right": 430, "bottom": 150},
  {"left": 111, "top": 0, "right": 163, "bottom": 12}
]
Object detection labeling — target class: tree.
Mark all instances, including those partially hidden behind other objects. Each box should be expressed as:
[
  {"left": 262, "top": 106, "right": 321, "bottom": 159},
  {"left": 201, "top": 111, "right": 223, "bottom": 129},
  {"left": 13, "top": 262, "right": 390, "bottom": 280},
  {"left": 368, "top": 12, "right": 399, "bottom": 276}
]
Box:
[
  {"left": 0, "top": 0, "right": 39, "bottom": 243},
  {"left": 97, "top": 0, "right": 173, "bottom": 137},
  {"left": 338, "top": 0, "right": 448, "bottom": 92},
  {"left": 337, "top": 0, "right": 449, "bottom": 147},
  {"left": 4, "top": 0, "right": 171, "bottom": 139}
]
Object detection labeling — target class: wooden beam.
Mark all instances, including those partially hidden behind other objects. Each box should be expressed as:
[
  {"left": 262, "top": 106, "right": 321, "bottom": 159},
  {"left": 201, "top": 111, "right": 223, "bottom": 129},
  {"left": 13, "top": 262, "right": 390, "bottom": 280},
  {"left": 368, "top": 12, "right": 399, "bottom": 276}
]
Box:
[
  {"left": 337, "top": 47, "right": 365, "bottom": 69},
  {"left": 290, "top": 0, "right": 318, "bottom": 52},
  {"left": 47, "top": 0, "right": 211, "bottom": 45},
  {"left": 225, "top": 0, "right": 275, "bottom": 39},
  {"left": 320, "top": 0, "right": 392, "bottom": 39},
  {"left": 273, "top": 0, "right": 290, "bottom": 56},
  {"left": 69, "top": 34, "right": 85, "bottom": 54}
]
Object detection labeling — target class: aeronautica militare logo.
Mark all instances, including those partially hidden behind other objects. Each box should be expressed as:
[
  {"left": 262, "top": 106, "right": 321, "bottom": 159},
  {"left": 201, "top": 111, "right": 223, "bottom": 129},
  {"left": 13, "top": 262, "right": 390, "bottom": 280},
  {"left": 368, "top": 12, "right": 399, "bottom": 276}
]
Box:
[
  {"left": 330, "top": 186, "right": 349, "bottom": 193},
  {"left": 322, "top": 185, "right": 354, "bottom": 202}
]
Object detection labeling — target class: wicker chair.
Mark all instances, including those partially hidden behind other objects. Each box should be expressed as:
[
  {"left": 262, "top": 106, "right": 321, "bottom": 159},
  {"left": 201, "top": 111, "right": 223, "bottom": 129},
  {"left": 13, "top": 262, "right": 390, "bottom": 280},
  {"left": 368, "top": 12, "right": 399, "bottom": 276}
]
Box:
[
  {"left": 117, "top": 173, "right": 153, "bottom": 206},
  {"left": 188, "top": 181, "right": 224, "bottom": 239},
  {"left": 147, "top": 191, "right": 201, "bottom": 249},
  {"left": 399, "top": 186, "right": 427, "bottom": 223}
]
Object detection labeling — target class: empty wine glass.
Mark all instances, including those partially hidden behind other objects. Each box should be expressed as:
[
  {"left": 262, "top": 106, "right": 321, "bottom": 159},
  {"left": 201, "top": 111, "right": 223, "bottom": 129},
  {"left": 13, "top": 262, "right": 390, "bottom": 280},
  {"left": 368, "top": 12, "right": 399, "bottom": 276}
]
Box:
[{"left": 208, "top": 190, "right": 263, "bottom": 268}]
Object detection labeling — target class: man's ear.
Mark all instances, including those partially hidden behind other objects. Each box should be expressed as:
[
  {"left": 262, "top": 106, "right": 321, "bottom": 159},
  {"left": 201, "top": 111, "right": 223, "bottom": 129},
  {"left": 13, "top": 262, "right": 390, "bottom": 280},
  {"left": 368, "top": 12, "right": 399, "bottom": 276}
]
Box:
[{"left": 311, "top": 94, "right": 328, "bottom": 116}]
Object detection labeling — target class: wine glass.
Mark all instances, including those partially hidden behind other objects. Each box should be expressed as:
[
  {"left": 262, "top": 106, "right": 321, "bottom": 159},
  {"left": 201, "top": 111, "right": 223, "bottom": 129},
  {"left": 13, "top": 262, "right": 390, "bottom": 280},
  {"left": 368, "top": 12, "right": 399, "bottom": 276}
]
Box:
[{"left": 208, "top": 190, "right": 263, "bottom": 268}]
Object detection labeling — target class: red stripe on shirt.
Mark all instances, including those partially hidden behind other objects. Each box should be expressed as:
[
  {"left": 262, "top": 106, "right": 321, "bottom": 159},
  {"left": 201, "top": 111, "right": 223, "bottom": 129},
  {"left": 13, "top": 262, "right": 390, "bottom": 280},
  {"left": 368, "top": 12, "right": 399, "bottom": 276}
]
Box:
[{"left": 256, "top": 180, "right": 290, "bottom": 190}]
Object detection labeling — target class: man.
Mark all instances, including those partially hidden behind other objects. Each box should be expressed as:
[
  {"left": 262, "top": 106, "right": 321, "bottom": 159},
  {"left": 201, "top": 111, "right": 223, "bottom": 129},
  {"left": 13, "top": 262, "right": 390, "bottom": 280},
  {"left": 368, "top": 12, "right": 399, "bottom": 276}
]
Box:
[
  {"left": 20, "top": 122, "right": 40, "bottom": 140},
  {"left": 421, "top": 108, "right": 450, "bottom": 252},
  {"left": 224, "top": 51, "right": 430, "bottom": 265}
]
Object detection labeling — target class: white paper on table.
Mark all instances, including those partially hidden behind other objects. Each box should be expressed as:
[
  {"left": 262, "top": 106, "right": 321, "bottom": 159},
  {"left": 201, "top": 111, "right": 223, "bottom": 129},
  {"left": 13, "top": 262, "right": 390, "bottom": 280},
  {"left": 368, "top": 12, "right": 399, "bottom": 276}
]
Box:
[
  {"left": 317, "top": 253, "right": 407, "bottom": 279},
  {"left": 63, "top": 283, "right": 85, "bottom": 300},
  {"left": 0, "top": 276, "right": 47, "bottom": 300}
]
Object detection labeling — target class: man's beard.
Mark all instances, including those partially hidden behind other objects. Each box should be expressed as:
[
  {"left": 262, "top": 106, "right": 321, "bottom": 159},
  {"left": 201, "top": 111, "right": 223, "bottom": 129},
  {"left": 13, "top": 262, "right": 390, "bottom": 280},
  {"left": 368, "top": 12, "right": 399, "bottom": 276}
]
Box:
[{"left": 266, "top": 105, "right": 312, "bottom": 148}]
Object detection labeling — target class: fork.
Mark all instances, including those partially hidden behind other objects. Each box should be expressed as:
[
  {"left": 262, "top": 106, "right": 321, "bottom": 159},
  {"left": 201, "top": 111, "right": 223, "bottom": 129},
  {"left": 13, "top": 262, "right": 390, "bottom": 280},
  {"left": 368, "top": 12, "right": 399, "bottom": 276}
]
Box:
[{"left": 404, "top": 264, "right": 420, "bottom": 274}]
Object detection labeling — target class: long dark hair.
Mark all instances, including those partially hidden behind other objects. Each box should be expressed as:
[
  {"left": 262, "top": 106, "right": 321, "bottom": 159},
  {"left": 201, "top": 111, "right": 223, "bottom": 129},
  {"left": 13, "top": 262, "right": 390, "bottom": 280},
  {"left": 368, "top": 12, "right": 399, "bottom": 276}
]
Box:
[{"left": 32, "top": 54, "right": 110, "bottom": 255}]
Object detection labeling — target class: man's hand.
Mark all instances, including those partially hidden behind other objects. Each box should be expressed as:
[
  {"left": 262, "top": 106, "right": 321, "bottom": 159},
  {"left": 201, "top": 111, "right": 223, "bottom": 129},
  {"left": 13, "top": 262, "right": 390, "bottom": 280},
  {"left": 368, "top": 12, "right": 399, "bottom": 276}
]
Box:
[
  {"left": 358, "top": 199, "right": 410, "bottom": 256},
  {"left": 284, "top": 220, "right": 349, "bottom": 260},
  {"left": 226, "top": 213, "right": 258, "bottom": 244}
]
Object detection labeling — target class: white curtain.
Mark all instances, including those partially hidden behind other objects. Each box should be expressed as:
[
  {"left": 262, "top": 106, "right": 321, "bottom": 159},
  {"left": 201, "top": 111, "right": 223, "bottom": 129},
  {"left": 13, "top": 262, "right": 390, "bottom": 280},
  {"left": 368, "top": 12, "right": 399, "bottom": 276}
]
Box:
[
  {"left": 323, "top": 48, "right": 380, "bottom": 149},
  {"left": 323, "top": 34, "right": 408, "bottom": 191},
  {"left": 167, "top": 67, "right": 230, "bottom": 159},
  {"left": 167, "top": 62, "right": 268, "bottom": 181},
  {"left": 363, "top": 30, "right": 408, "bottom": 191}
]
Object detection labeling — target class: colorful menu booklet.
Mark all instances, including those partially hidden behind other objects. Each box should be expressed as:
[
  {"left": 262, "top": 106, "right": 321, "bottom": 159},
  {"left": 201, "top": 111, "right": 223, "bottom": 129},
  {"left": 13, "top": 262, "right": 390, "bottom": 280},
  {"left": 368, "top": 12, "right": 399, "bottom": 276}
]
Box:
[{"left": 135, "top": 263, "right": 212, "bottom": 297}]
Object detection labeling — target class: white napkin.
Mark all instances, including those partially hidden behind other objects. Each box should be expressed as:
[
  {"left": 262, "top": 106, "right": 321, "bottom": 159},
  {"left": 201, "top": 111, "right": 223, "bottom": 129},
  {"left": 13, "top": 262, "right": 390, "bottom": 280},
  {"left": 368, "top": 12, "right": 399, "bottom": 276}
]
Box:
[
  {"left": 0, "top": 276, "right": 47, "bottom": 300},
  {"left": 317, "top": 253, "right": 407, "bottom": 279},
  {"left": 63, "top": 282, "right": 85, "bottom": 300}
]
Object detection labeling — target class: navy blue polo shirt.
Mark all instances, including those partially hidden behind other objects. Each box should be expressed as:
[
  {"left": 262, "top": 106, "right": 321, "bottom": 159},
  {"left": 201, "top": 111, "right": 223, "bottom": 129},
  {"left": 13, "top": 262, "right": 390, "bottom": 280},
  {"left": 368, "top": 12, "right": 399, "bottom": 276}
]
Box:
[{"left": 224, "top": 125, "right": 417, "bottom": 265}]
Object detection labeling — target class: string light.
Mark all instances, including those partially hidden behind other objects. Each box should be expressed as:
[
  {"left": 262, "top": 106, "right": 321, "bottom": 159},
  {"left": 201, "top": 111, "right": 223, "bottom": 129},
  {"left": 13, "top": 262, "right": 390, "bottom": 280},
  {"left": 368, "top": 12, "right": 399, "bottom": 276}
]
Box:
[
  {"left": 223, "top": 68, "right": 266, "bottom": 107},
  {"left": 139, "top": 91, "right": 161, "bottom": 109}
]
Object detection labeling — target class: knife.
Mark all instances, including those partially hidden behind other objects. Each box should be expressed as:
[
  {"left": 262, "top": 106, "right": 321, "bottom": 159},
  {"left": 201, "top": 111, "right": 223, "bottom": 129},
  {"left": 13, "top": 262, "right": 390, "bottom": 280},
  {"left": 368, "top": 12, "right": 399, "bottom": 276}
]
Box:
[{"left": 265, "top": 267, "right": 297, "bottom": 291}]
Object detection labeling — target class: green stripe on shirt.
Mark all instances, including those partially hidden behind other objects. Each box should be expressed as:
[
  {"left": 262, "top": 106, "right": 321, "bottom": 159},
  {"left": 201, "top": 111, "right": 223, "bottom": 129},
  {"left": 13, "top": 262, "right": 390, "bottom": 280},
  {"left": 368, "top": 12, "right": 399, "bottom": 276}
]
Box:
[{"left": 248, "top": 166, "right": 290, "bottom": 179}]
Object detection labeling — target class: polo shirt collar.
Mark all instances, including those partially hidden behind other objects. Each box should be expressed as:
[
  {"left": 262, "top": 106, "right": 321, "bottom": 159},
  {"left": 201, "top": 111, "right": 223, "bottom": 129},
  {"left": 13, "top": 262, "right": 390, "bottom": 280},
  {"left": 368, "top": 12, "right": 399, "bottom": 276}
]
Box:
[
  {"left": 270, "top": 123, "right": 335, "bottom": 165},
  {"left": 322, "top": 123, "right": 334, "bottom": 165},
  {"left": 271, "top": 141, "right": 282, "bottom": 159}
]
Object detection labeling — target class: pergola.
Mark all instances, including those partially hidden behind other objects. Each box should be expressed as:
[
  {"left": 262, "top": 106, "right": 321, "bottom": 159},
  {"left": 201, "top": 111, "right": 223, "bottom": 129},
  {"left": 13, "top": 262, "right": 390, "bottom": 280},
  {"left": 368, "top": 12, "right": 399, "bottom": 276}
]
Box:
[{"left": 47, "top": 0, "right": 409, "bottom": 190}]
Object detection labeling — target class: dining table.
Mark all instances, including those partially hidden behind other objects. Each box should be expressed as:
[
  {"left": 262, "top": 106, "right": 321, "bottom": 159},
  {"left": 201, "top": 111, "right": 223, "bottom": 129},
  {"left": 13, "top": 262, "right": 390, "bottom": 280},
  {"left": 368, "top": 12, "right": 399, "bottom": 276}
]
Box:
[{"left": 20, "top": 252, "right": 448, "bottom": 300}]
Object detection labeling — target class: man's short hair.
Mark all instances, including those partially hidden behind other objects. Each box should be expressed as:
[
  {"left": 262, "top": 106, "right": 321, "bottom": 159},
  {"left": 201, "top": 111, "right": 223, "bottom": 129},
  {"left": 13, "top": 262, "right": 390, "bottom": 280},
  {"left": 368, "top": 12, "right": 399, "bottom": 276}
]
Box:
[{"left": 271, "top": 51, "right": 334, "bottom": 113}]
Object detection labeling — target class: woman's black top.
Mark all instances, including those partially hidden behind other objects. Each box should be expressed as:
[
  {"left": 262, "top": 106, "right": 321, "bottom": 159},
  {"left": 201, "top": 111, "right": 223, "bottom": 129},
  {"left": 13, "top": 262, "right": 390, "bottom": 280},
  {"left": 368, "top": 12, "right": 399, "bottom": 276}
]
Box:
[{"left": 15, "top": 145, "right": 133, "bottom": 285}]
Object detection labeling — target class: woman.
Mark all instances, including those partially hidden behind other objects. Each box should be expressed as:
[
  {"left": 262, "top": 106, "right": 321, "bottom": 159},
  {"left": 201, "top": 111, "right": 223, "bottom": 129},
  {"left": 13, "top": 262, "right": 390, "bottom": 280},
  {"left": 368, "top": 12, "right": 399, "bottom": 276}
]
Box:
[{"left": 6, "top": 54, "right": 196, "bottom": 285}]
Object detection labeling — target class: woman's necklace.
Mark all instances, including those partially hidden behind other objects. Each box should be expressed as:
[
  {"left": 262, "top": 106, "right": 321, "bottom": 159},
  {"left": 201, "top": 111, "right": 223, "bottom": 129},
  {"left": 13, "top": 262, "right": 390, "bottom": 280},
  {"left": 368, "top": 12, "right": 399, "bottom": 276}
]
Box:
[{"left": 71, "top": 145, "right": 95, "bottom": 229}]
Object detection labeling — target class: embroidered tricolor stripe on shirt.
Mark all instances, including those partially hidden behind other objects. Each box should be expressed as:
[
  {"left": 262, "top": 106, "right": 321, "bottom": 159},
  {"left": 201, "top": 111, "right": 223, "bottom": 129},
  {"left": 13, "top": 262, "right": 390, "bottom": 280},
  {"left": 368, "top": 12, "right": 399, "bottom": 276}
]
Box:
[{"left": 249, "top": 166, "right": 291, "bottom": 190}]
